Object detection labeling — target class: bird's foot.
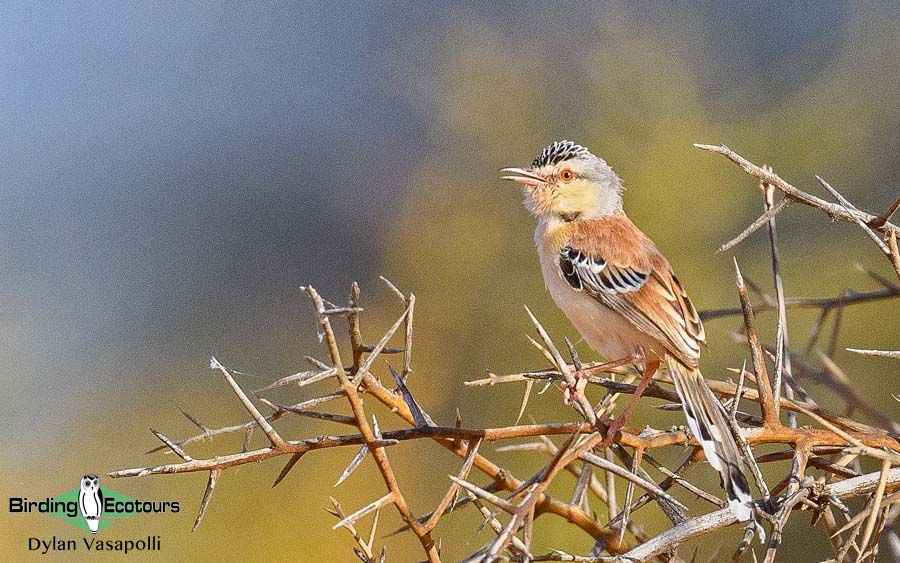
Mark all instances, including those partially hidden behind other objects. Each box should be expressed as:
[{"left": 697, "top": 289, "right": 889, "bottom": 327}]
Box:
[
  {"left": 597, "top": 357, "right": 660, "bottom": 447},
  {"left": 562, "top": 370, "right": 590, "bottom": 405},
  {"left": 598, "top": 414, "right": 627, "bottom": 448}
]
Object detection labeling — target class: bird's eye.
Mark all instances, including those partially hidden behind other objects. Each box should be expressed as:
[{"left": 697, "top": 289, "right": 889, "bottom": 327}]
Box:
[{"left": 559, "top": 169, "right": 575, "bottom": 182}]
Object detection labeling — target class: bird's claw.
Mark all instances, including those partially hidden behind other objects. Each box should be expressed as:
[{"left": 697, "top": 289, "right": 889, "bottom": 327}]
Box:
[
  {"left": 562, "top": 370, "right": 589, "bottom": 404},
  {"left": 596, "top": 415, "right": 627, "bottom": 448}
]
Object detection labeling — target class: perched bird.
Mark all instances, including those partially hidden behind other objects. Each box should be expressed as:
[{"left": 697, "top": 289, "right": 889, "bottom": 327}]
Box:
[{"left": 501, "top": 140, "right": 754, "bottom": 522}]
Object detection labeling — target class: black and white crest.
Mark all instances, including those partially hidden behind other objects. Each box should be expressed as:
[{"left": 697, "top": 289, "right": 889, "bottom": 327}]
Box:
[{"left": 531, "top": 140, "right": 592, "bottom": 168}]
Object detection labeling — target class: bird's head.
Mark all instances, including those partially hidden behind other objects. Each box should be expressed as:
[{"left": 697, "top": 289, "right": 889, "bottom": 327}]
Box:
[{"left": 501, "top": 140, "right": 623, "bottom": 221}]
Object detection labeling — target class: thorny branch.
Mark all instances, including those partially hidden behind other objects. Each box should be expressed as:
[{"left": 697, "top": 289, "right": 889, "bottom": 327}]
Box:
[{"left": 109, "top": 143, "right": 900, "bottom": 562}]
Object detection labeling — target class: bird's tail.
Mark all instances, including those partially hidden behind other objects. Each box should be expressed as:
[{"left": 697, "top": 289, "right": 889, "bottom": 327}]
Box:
[{"left": 665, "top": 356, "right": 754, "bottom": 521}]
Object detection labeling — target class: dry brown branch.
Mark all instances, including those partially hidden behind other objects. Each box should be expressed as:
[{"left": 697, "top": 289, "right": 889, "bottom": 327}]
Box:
[
  {"left": 733, "top": 258, "right": 777, "bottom": 427},
  {"left": 528, "top": 467, "right": 900, "bottom": 563},
  {"left": 306, "top": 285, "right": 440, "bottom": 560},
  {"left": 847, "top": 348, "right": 900, "bottom": 360},
  {"left": 699, "top": 285, "right": 900, "bottom": 322},
  {"left": 108, "top": 143, "right": 900, "bottom": 562},
  {"left": 327, "top": 496, "right": 387, "bottom": 563},
  {"left": 718, "top": 196, "right": 792, "bottom": 254},
  {"left": 112, "top": 288, "right": 898, "bottom": 559},
  {"left": 525, "top": 305, "right": 598, "bottom": 426},
  {"left": 694, "top": 144, "right": 900, "bottom": 236},
  {"left": 759, "top": 167, "right": 795, "bottom": 428},
  {"left": 109, "top": 278, "right": 899, "bottom": 560},
  {"left": 620, "top": 467, "right": 900, "bottom": 563}
]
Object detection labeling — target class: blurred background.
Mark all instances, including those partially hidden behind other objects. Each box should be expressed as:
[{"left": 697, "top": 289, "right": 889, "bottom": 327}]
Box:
[{"left": 2, "top": 2, "right": 899, "bottom": 561}]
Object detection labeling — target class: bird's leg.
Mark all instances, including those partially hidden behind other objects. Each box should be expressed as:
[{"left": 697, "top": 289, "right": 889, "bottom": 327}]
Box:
[
  {"left": 563, "top": 355, "right": 643, "bottom": 405},
  {"left": 601, "top": 357, "right": 660, "bottom": 443},
  {"left": 582, "top": 355, "right": 645, "bottom": 375}
]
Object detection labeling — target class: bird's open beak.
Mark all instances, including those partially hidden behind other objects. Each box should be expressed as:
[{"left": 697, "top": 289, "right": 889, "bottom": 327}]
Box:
[{"left": 500, "top": 167, "right": 547, "bottom": 187}]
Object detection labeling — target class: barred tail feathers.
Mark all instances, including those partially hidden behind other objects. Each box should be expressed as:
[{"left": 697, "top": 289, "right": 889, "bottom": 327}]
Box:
[{"left": 665, "top": 357, "right": 754, "bottom": 521}]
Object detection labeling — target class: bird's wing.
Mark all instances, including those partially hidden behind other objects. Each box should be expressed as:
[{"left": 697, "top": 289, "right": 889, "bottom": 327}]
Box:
[{"left": 561, "top": 215, "right": 705, "bottom": 367}]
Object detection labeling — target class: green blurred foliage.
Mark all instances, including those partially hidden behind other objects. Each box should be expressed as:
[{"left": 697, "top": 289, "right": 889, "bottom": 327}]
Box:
[{"left": 4, "top": 3, "right": 900, "bottom": 562}]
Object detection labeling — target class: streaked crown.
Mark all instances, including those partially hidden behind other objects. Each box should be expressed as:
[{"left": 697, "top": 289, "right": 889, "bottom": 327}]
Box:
[
  {"left": 531, "top": 140, "right": 592, "bottom": 168},
  {"left": 502, "top": 139, "right": 623, "bottom": 220}
]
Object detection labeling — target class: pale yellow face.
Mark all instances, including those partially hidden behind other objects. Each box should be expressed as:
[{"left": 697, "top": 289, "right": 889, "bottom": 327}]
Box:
[
  {"left": 523, "top": 163, "right": 600, "bottom": 220},
  {"left": 501, "top": 142, "right": 624, "bottom": 221}
]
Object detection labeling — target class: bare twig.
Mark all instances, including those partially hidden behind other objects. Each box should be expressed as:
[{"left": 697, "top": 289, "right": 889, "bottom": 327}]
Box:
[
  {"left": 857, "top": 459, "right": 892, "bottom": 559},
  {"left": 694, "top": 144, "right": 899, "bottom": 236},
  {"left": 889, "top": 229, "right": 900, "bottom": 284},
  {"left": 149, "top": 428, "right": 192, "bottom": 461},
  {"left": 210, "top": 357, "right": 289, "bottom": 450},
  {"left": 718, "top": 196, "right": 792, "bottom": 254},
  {"left": 733, "top": 259, "right": 777, "bottom": 426},
  {"left": 193, "top": 468, "right": 220, "bottom": 531},
  {"left": 620, "top": 467, "right": 900, "bottom": 562},
  {"left": 846, "top": 348, "right": 900, "bottom": 360},
  {"left": 303, "top": 285, "right": 439, "bottom": 561},
  {"left": 700, "top": 285, "right": 900, "bottom": 322},
  {"left": 524, "top": 305, "right": 597, "bottom": 426},
  {"left": 817, "top": 175, "right": 888, "bottom": 250},
  {"left": 869, "top": 195, "right": 900, "bottom": 229},
  {"left": 759, "top": 168, "right": 795, "bottom": 426},
  {"left": 424, "top": 439, "right": 482, "bottom": 532}
]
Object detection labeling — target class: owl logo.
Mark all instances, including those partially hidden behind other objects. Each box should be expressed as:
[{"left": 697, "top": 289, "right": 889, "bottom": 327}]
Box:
[{"left": 78, "top": 474, "right": 103, "bottom": 534}]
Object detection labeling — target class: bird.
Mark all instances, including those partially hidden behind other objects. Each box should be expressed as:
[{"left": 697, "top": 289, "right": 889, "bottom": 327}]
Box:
[{"left": 501, "top": 140, "right": 754, "bottom": 522}]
